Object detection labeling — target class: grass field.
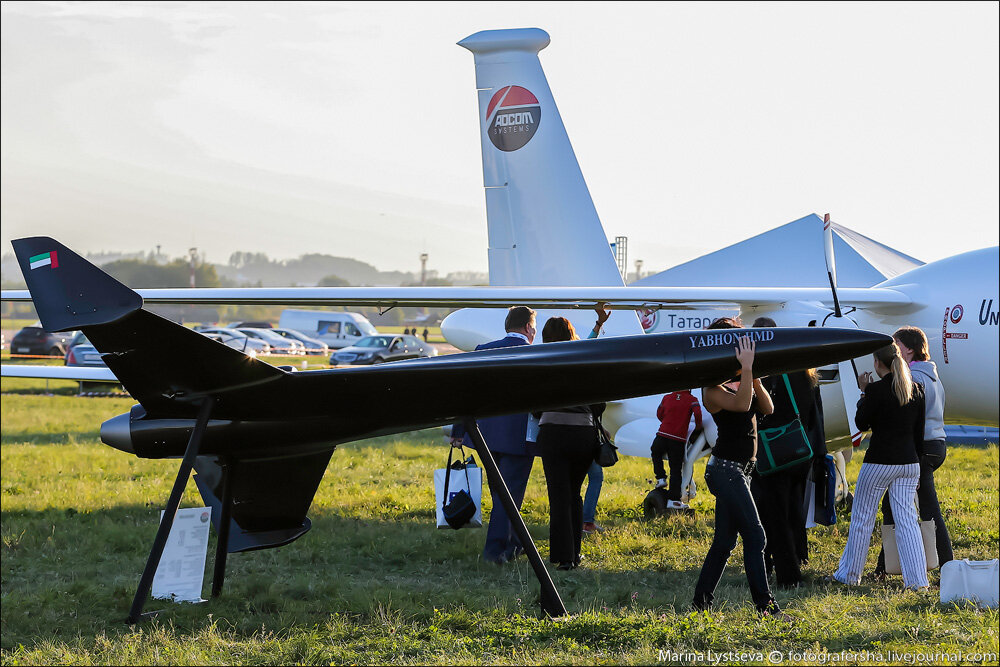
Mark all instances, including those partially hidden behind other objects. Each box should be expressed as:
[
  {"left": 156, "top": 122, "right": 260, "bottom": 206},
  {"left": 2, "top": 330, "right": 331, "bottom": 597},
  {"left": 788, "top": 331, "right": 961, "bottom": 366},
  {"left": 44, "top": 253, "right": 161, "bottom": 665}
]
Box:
[
  {"left": 1, "top": 387, "right": 997, "bottom": 665},
  {"left": 1, "top": 319, "right": 39, "bottom": 332}
]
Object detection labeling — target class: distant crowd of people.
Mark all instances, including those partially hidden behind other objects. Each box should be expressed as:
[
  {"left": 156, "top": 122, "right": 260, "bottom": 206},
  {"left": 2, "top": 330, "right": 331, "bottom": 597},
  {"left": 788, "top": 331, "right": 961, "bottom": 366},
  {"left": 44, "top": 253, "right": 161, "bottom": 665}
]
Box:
[
  {"left": 402, "top": 327, "right": 430, "bottom": 342},
  {"left": 451, "top": 306, "right": 952, "bottom": 616}
]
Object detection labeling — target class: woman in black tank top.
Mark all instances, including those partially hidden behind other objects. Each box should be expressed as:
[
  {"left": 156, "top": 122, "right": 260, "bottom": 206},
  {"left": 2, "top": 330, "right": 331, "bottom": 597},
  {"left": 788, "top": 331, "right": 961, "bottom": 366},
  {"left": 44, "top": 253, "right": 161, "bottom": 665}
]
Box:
[
  {"left": 711, "top": 384, "right": 761, "bottom": 464},
  {"left": 692, "top": 318, "right": 785, "bottom": 618}
]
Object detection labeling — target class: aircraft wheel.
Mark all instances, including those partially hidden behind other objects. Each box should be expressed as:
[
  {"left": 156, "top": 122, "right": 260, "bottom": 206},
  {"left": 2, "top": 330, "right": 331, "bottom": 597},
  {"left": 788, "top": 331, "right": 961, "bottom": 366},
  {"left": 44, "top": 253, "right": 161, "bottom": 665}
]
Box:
[
  {"left": 642, "top": 488, "right": 669, "bottom": 519},
  {"left": 49, "top": 346, "right": 62, "bottom": 357}
]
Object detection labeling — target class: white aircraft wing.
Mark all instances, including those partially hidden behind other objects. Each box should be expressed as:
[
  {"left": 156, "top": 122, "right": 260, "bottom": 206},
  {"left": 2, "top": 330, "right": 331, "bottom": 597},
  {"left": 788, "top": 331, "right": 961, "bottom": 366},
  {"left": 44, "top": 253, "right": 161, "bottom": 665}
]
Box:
[
  {"left": 0, "top": 286, "right": 914, "bottom": 310},
  {"left": 1, "top": 364, "right": 119, "bottom": 382}
]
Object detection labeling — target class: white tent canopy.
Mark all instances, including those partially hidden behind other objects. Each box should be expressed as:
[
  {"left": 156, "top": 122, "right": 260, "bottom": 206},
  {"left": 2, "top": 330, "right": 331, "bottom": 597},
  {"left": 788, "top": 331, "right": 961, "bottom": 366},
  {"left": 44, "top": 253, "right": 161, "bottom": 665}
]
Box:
[{"left": 634, "top": 214, "right": 923, "bottom": 288}]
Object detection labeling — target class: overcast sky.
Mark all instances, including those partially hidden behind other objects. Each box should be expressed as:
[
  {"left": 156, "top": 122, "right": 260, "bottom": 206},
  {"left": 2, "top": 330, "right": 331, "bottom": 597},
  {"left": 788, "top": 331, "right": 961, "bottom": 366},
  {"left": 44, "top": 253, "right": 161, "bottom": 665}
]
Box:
[{"left": 2, "top": 1, "right": 997, "bottom": 276}]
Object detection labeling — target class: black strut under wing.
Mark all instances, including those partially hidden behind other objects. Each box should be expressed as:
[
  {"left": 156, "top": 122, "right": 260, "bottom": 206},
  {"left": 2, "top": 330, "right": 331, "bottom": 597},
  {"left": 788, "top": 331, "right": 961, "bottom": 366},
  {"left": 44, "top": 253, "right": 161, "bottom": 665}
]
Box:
[{"left": 194, "top": 450, "right": 334, "bottom": 553}]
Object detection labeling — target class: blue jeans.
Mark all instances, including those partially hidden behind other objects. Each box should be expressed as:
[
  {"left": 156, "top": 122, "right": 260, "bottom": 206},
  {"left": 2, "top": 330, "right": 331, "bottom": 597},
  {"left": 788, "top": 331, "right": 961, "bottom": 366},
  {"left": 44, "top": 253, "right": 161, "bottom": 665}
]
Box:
[
  {"left": 582, "top": 461, "right": 603, "bottom": 523},
  {"left": 693, "top": 460, "right": 779, "bottom": 613}
]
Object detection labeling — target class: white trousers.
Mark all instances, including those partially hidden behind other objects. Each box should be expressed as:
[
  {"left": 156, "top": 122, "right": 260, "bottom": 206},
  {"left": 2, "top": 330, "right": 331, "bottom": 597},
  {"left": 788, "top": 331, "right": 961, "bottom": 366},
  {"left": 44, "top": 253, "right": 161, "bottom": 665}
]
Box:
[{"left": 834, "top": 462, "right": 928, "bottom": 589}]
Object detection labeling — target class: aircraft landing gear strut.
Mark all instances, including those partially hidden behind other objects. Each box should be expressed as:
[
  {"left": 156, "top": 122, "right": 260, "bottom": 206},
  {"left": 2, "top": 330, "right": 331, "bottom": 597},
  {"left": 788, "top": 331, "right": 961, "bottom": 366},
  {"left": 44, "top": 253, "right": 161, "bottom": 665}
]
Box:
[
  {"left": 127, "top": 398, "right": 214, "bottom": 624},
  {"left": 210, "top": 457, "right": 236, "bottom": 598},
  {"left": 463, "top": 420, "right": 568, "bottom": 618}
]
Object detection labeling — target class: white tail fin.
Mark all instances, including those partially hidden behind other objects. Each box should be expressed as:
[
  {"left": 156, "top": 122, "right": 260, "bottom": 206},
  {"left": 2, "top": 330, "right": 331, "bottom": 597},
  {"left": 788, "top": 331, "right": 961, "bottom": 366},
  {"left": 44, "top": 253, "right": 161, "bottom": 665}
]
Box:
[
  {"left": 444, "top": 28, "right": 642, "bottom": 349},
  {"left": 459, "top": 28, "right": 625, "bottom": 289}
]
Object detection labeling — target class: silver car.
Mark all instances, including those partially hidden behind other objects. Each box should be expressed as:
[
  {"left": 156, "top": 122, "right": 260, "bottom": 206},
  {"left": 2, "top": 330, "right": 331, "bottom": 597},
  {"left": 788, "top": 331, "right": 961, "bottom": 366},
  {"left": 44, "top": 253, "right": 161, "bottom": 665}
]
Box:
[
  {"left": 236, "top": 327, "right": 305, "bottom": 355},
  {"left": 65, "top": 332, "right": 106, "bottom": 367},
  {"left": 198, "top": 327, "right": 271, "bottom": 355},
  {"left": 331, "top": 334, "right": 438, "bottom": 365},
  {"left": 271, "top": 328, "right": 330, "bottom": 356}
]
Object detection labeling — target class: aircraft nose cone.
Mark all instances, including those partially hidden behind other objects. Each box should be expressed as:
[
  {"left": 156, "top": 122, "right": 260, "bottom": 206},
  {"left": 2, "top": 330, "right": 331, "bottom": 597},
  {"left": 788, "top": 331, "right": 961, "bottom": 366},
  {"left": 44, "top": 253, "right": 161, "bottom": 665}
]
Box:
[
  {"left": 822, "top": 329, "right": 894, "bottom": 358},
  {"left": 724, "top": 327, "right": 894, "bottom": 381},
  {"left": 100, "top": 413, "right": 134, "bottom": 454}
]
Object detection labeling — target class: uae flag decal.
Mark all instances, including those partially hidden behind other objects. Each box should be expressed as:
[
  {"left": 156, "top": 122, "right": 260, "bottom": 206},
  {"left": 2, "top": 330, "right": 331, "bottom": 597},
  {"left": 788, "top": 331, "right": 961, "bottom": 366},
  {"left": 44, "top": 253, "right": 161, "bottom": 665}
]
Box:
[
  {"left": 486, "top": 85, "right": 541, "bottom": 152},
  {"left": 29, "top": 251, "right": 59, "bottom": 270}
]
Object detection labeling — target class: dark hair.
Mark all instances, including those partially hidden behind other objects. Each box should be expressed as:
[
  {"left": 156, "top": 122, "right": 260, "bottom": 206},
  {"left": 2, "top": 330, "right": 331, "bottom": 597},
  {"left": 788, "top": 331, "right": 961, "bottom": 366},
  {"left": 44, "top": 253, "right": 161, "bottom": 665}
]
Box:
[
  {"left": 893, "top": 326, "right": 930, "bottom": 361},
  {"left": 504, "top": 306, "right": 536, "bottom": 333},
  {"left": 542, "top": 317, "right": 578, "bottom": 343},
  {"left": 707, "top": 316, "right": 742, "bottom": 330},
  {"left": 750, "top": 316, "right": 817, "bottom": 385}
]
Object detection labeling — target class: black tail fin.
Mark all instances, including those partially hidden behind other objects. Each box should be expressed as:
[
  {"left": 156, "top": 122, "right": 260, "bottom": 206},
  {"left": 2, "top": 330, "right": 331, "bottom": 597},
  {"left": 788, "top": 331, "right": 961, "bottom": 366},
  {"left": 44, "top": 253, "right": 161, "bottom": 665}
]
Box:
[
  {"left": 12, "top": 236, "right": 142, "bottom": 331},
  {"left": 13, "top": 237, "right": 283, "bottom": 415}
]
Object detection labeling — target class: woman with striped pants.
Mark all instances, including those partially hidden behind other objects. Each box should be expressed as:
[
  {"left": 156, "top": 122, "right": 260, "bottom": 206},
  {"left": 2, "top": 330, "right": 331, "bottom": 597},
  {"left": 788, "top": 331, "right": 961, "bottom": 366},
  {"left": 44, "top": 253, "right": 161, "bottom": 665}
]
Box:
[{"left": 831, "top": 342, "right": 928, "bottom": 590}]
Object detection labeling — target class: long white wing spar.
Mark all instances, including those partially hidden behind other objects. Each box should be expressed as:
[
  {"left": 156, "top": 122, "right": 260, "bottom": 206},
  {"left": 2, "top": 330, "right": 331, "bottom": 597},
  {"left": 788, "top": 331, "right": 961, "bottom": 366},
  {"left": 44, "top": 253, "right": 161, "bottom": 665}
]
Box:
[
  {"left": 0, "top": 286, "right": 914, "bottom": 310},
  {"left": 1, "top": 284, "right": 912, "bottom": 383},
  {"left": 1, "top": 365, "right": 119, "bottom": 382}
]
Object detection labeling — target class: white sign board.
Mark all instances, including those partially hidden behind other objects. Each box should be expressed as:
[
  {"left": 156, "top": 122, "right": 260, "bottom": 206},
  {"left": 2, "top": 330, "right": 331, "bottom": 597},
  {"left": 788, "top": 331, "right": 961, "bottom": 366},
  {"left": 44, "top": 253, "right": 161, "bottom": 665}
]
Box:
[{"left": 151, "top": 506, "right": 212, "bottom": 603}]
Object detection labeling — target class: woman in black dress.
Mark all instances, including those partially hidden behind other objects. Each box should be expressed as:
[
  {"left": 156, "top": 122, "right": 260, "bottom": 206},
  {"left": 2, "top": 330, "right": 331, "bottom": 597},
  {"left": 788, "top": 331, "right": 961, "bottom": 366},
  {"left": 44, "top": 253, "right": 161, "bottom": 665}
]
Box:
[
  {"left": 692, "top": 317, "right": 784, "bottom": 616},
  {"left": 535, "top": 317, "right": 606, "bottom": 570},
  {"left": 750, "top": 316, "right": 826, "bottom": 588}
]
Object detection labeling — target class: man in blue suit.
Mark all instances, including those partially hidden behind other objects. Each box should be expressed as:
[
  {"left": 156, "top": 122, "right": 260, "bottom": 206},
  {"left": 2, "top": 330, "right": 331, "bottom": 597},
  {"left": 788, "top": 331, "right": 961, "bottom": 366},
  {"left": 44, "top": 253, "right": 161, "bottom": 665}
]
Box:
[{"left": 451, "top": 306, "right": 537, "bottom": 565}]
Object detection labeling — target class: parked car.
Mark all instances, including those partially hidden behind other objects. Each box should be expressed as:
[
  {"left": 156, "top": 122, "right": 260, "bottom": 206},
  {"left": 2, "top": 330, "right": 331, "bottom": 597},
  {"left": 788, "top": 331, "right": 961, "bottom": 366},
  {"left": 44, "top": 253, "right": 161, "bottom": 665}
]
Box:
[
  {"left": 226, "top": 321, "right": 273, "bottom": 329},
  {"left": 65, "top": 332, "right": 107, "bottom": 367},
  {"left": 198, "top": 327, "right": 270, "bottom": 355},
  {"left": 10, "top": 326, "right": 77, "bottom": 357},
  {"left": 270, "top": 328, "right": 330, "bottom": 356},
  {"left": 330, "top": 334, "right": 438, "bottom": 365},
  {"left": 278, "top": 309, "right": 377, "bottom": 349},
  {"left": 236, "top": 327, "right": 305, "bottom": 355}
]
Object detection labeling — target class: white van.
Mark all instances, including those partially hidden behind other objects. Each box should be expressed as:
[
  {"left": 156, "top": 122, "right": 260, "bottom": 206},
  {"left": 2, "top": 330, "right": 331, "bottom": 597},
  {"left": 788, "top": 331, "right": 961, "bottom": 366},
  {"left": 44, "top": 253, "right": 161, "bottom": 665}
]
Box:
[{"left": 278, "top": 310, "right": 378, "bottom": 349}]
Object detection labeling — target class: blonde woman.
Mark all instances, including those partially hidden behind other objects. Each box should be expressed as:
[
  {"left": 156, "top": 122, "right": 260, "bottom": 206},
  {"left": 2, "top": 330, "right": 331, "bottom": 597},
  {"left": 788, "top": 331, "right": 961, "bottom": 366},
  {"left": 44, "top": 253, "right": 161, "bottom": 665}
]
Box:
[
  {"left": 874, "top": 326, "right": 953, "bottom": 575},
  {"left": 831, "top": 342, "right": 928, "bottom": 590}
]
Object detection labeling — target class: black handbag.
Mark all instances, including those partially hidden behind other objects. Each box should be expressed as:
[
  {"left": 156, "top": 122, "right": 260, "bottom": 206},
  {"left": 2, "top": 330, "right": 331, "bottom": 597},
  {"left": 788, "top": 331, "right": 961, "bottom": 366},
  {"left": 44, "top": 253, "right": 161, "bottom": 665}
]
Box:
[
  {"left": 593, "top": 413, "right": 619, "bottom": 468},
  {"left": 757, "top": 374, "right": 813, "bottom": 476},
  {"left": 442, "top": 445, "right": 477, "bottom": 529}
]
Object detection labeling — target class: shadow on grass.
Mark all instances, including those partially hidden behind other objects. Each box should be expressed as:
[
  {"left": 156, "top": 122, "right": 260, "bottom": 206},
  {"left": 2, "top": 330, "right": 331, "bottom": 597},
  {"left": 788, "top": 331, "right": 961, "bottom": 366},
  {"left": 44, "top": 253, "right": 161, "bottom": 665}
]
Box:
[
  {"left": 5, "top": 505, "right": 995, "bottom": 663},
  {"left": 1, "top": 429, "right": 105, "bottom": 445},
  {"left": 1, "top": 504, "right": 732, "bottom": 636}
]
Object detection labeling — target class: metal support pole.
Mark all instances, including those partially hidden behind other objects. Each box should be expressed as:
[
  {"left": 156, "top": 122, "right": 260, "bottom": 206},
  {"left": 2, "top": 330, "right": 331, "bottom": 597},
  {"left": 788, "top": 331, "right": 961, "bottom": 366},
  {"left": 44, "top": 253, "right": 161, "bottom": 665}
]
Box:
[
  {"left": 211, "top": 457, "right": 236, "bottom": 598},
  {"left": 463, "top": 419, "right": 567, "bottom": 618},
  {"left": 127, "top": 398, "right": 214, "bottom": 624}
]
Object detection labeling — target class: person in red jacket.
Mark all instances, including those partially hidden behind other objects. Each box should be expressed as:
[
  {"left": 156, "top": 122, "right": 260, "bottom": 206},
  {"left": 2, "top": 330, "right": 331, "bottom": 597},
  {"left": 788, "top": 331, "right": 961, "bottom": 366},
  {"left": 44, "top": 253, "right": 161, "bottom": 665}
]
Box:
[{"left": 651, "top": 389, "right": 703, "bottom": 509}]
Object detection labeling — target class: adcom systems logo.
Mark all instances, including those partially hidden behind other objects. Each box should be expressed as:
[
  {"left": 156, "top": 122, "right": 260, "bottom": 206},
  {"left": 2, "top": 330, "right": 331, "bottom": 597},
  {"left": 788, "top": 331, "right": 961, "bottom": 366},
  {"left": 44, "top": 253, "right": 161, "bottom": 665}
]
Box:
[{"left": 486, "top": 85, "right": 541, "bottom": 152}]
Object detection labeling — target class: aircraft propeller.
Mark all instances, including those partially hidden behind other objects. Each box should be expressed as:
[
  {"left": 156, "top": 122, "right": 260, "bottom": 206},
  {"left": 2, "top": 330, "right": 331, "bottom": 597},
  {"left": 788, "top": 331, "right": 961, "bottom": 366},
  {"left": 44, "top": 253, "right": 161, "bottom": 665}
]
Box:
[{"left": 823, "top": 214, "right": 866, "bottom": 451}]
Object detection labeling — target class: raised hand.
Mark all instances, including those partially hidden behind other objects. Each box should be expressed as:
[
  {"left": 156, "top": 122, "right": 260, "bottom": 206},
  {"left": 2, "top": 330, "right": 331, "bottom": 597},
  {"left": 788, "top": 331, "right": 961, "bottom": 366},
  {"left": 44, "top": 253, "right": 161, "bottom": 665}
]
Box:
[
  {"left": 734, "top": 335, "right": 755, "bottom": 370},
  {"left": 594, "top": 302, "right": 611, "bottom": 328},
  {"left": 858, "top": 371, "right": 873, "bottom": 392}
]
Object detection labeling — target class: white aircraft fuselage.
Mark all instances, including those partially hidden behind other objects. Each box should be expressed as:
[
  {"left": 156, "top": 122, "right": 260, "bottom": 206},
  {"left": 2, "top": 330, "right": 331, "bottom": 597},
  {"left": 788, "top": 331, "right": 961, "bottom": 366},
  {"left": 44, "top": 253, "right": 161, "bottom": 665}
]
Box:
[{"left": 441, "top": 244, "right": 999, "bottom": 453}]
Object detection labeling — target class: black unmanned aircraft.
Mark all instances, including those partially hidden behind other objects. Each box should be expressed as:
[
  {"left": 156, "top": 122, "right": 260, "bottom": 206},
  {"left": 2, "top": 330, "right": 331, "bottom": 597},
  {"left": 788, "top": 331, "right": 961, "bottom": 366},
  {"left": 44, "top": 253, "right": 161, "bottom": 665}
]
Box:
[{"left": 12, "top": 237, "right": 891, "bottom": 621}]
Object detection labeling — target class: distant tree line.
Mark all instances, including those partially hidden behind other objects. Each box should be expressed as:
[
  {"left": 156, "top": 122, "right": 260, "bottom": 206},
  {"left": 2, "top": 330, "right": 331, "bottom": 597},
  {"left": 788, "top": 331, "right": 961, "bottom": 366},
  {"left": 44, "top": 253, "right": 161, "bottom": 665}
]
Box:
[
  {"left": 101, "top": 258, "right": 222, "bottom": 288},
  {"left": 222, "top": 251, "right": 413, "bottom": 287},
  {"left": 2, "top": 249, "right": 464, "bottom": 327}
]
